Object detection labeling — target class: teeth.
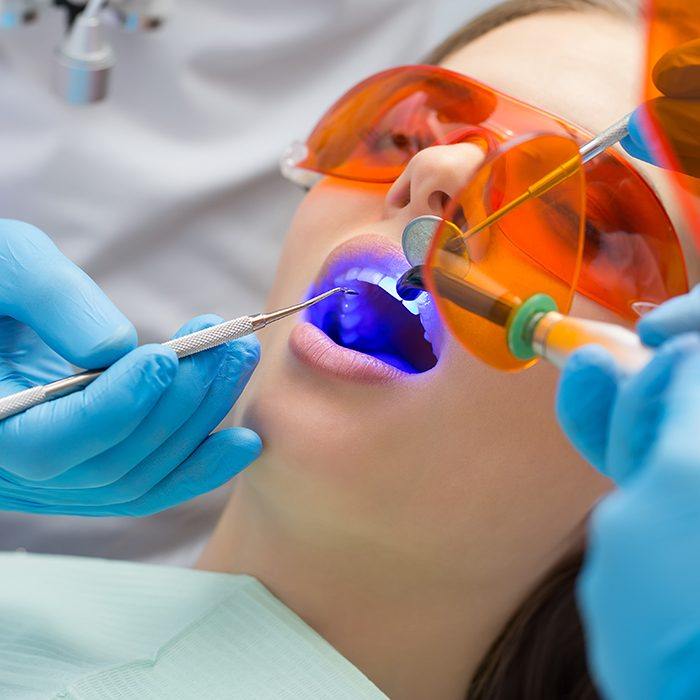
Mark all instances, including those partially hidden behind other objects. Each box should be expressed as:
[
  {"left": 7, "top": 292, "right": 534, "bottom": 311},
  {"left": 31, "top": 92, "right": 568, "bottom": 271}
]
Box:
[
  {"left": 329, "top": 264, "right": 433, "bottom": 341},
  {"left": 356, "top": 268, "right": 384, "bottom": 285},
  {"left": 402, "top": 300, "right": 420, "bottom": 315},
  {"left": 377, "top": 276, "right": 400, "bottom": 300}
]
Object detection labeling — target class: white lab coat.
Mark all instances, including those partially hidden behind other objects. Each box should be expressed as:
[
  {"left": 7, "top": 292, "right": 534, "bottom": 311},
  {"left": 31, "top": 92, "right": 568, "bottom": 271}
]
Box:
[{"left": 0, "top": 0, "right": 473, "bottom": 565}]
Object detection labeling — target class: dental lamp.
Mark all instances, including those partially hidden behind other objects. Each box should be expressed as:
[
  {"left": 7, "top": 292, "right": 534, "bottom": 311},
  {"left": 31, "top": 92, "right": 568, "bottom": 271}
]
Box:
[{"left": 0, "top": 0, "right": 168, "bottom": 104}]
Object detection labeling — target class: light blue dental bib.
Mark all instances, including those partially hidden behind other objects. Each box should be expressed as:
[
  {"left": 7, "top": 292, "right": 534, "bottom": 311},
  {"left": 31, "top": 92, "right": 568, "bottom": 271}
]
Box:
[{"left": 0, "top": 553, "right": 386, "bottom": 699}]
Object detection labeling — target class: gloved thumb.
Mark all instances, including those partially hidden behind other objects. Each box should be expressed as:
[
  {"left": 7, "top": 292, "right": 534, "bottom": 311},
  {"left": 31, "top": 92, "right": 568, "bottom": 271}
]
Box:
[
  {"left": 556, "top": 344, "right": 620, "bottom": 474},
  {"left": 607, "top": 333, "right": 700, "bottom": 485},
  {"left": 652, "top": 38, "right": 700, "bottom": 99},
  {"left": 637, "top": 285, "right": 700, "bottom": 347},
  {"left": 622, "top": 97, "right": 700, "bottom": 178},
  {"left": 622, "top": 39, "right": 700, "bottom": 175},
  {"left": 0, "top": 220, "right": 136, "bottom": 368},
  {"left": 620, "top": 108, "right": 657, "bottom": 166}
]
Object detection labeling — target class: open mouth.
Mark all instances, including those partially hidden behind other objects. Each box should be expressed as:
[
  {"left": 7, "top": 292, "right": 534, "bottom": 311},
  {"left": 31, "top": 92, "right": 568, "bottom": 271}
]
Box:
[{"left": 303, "top": 237, "right": 441, "bottom": 375}]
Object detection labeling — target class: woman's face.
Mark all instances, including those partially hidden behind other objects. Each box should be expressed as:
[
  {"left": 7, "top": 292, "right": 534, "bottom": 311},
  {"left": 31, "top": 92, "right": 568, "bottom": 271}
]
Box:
[{"left": 236, "top": 11, "right": 688, "bottom": 577}]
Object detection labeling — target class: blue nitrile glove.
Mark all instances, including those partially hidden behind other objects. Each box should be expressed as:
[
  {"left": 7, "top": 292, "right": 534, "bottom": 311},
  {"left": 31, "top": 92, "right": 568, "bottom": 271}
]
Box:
[
  {"left": 556, "top": 285, "right": 700, "bottom": 481},
  {"left": 0, "top": 220, "right": 261, "bottom": 516},
  {"left": 621, "top": 39, "right": 700, "bottom": 177},
  {"left": 578, "top": 341, "right": 700, "bottom": 700}
]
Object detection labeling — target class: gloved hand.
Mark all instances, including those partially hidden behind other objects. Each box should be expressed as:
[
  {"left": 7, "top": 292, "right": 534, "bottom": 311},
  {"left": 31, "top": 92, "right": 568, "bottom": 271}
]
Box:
[
  {"left": 0, "top": 219, "right": 261, "bottom": 516},
  {"left": 621, "top": 39, "right": 700, "bottom": 177},
  {"left": 578, "top": 340, "right": 700, "bottom": 700},
  {"left": 556, "top": 285, "right": 700, "bottom": 482}
]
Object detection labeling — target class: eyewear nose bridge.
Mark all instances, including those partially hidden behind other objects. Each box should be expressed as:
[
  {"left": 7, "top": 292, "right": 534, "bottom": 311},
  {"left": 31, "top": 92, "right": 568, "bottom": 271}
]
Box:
[{"left": 280, "top": 125, "right": 501, "bottom": 192}]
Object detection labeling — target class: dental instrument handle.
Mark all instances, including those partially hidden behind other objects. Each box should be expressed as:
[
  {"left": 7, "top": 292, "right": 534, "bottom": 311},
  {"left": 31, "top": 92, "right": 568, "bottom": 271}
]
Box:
[
  {"left": 579, "top": 113, "right": 632, "bottom": 164},
  {"left": 0, "top": 287, "right": 354, "bottom": 422},
  {"left": 531, "top": 311, "right": 653, "bottom": 376}
]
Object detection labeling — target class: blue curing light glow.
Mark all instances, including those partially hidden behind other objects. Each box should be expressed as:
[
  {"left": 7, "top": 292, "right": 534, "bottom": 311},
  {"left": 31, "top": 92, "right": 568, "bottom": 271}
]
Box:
[{"left": 305, "top": 277, "right": 437, "bottom": 374}]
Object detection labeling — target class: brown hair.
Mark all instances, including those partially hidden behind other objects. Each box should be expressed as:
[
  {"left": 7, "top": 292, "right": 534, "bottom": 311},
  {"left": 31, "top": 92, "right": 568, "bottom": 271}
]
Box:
[
  {"left": 433, "top": 2, "right": 643, "bottom": 698},
  {"left": 467, "top": 549, "right": 598, "bottom": 699},
  {"left": 425, "top": 0, "right": 640, "bottom": 65}
]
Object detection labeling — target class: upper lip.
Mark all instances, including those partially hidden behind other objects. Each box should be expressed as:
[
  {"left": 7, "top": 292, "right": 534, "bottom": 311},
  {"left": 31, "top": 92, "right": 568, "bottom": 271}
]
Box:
[{"left": 309, "top": 233, "right": 443, "bottom": 357}]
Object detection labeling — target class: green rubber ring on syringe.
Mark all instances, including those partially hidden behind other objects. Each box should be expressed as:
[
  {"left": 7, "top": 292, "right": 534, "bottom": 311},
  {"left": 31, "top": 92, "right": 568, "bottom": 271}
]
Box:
[{"left": 507, "top": 293, "right": 559, "bottom": 360}]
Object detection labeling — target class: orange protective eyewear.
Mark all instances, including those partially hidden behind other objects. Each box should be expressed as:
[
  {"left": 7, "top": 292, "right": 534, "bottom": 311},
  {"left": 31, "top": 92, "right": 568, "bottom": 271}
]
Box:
[
  {"left": 285, "top": 65, "right": 688, "bottom": 331},
  {"left": 642, "top": 1, "right": 700, "bottom": 247},
  {"left": 422, "top": 133, "right": 586, "bottom": 370}
]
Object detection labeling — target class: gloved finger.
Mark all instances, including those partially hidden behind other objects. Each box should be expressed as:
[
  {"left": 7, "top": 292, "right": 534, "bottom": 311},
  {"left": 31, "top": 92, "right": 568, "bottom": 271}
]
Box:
[
  {"left": 556, "top": 344, "right": 620, "bottom": 473},
  {"left": 0, "top": 318, "right": 74, "bottom": 392},
  {"left": 76, "top": 335, "right": 260, "bottom": 505},
  {"left": 579, "top": 401, "right": 700, "bottom": 699},
  {"left": 637, "top": 286, "right": 700, "bottom": 347},
  {"left": 0, "top": 220, "right": 137, "bottom": 368},
  {"left": 0, "top": 345, "right": 178, "bottom": 480},
  {"left": 645, "top": 97, "right": 700, "bottom": 178},
  {"left": 624, "top": 99, "right": 700, "bottom": 177},
  {"left": 621, "top": 108, "right": 657, "bottom": 166},
  {"left": 35, "top": 315, "right": 240, "bottom": 489},
  {"left": 644, "top": 349, "right": 700, "bottom": 481},
  {"left": 652, "top": 38, "right": 700, "bottom": 98},
  {"left": 14, "top": 428, "right": 261, "bottom": 517},
  {"left": 606, "top": 333, "right": 700, "bottom": 485},
  {"left": 12, "top": 335, "right": 259, "bottom": 504},
  {"left": 120, "top": 427, "right": 261, "bottom": 517},
  {"left": 620, "top": 133, "right": 655, "bottom": 165},
  {"left": 576, "top": 485, "right": 652, "bottom": 700}
]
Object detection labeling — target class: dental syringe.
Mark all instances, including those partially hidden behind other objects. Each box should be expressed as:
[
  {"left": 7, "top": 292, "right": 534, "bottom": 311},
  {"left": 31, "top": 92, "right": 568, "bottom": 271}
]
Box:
[{"left": 0, "top": 287, "right": 357, "bottom": 422}]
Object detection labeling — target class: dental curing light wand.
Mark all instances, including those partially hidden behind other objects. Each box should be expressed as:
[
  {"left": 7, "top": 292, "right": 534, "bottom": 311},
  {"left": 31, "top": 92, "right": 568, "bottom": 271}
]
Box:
[
  {"left": 0, "top": 287, "right": 356, "bottom": 422},
  {"left": 398, "top": 227, "right": 652, "bottom": 377},
  {"left": 403, "top": 267, "right": 652, "bottom": 376},
  {"left": 506, "top": 294, "right": 653, "bottom": 375}
]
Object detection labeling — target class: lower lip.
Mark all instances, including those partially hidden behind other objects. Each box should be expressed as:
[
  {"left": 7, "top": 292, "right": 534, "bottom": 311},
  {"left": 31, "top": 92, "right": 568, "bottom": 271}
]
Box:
[{"left": 289, "top": 322, "right": 408, "bottom": 384}]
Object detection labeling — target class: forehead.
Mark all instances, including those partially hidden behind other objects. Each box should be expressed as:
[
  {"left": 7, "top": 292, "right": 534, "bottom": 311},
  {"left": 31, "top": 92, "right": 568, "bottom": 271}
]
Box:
[
  {"left": 440, "top": 10, "right": 698, "bottom": 282},
  {"left": 439, "top": 11, "right": 643, "bottom": 133}
]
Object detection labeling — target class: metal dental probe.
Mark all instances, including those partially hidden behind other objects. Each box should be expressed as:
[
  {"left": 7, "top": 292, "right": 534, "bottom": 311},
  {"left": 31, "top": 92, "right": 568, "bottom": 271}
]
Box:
[{"left": 0, "top": 287, "right": 358, "bottom": 422}]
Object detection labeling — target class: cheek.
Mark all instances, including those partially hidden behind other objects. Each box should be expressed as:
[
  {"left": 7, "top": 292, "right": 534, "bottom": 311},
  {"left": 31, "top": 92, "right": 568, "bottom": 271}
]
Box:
[
  {"left": 239, "top": 184, "right": 612, "bottom": 542},
  {"left": 242, "top": 330, "right": 604, "bottom": 537},
  {"left": 394, "top": 344, "right": 609, "bottom": 556},
  {"left": 235, "top": 179, "right": 393, "bottom": 472},
  {"left": 263, "top": 180, "right": 390, "bottom": 310}
]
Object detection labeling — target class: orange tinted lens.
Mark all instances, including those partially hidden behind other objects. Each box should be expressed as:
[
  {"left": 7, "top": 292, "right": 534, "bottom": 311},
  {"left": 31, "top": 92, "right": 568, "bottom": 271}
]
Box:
[
  {"left": 644, "top": 3, "right": 700, "bottom": 248},
  {"left": 299, "top": 67, "right": 498, "bottom": 183},
  {"left": 299, "top": 64, "right": 687, "bottom": 314},
  {"left": 424, "top": 134, "right": 585, "bottom": 371},
  {"left": 580, "top": 153, "right": 687, "bottom": 316}
]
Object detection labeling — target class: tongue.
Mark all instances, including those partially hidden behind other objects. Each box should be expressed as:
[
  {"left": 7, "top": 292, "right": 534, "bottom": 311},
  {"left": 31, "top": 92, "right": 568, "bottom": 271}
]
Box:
[{"left": 308, "top": 281, "right": 436, "bottom": 373}]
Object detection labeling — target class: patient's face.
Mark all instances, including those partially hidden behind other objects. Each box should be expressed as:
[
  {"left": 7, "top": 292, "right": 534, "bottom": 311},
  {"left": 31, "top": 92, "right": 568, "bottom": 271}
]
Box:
[{"left": 236, "top": 12, "right": 687, "bottom": 573}]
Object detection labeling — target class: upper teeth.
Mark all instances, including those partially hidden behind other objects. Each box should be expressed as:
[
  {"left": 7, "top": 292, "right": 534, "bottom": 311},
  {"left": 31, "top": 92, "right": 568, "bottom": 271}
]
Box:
[
  {"left": 329, "top": 265, "right": 437, "bottom": 353},
  {"left": 333, "top": 266, "right": 425, "bottom": 315}
]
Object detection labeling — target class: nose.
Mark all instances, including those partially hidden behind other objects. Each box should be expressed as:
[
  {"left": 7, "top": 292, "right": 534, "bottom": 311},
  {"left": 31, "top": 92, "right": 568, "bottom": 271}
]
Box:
[{"left": 385, "top": 142, "right": 487, "bottom": 221}]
